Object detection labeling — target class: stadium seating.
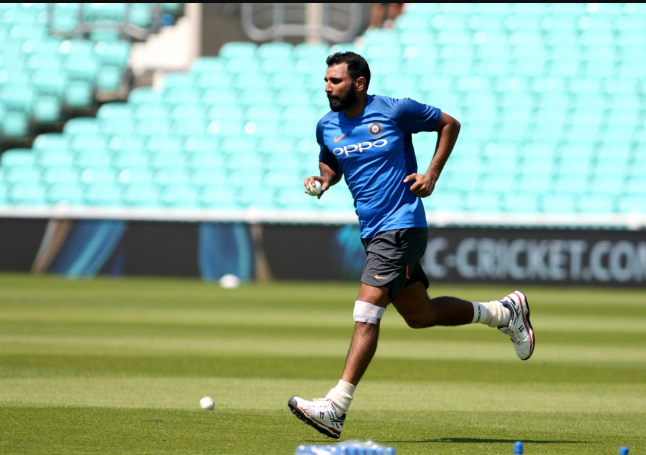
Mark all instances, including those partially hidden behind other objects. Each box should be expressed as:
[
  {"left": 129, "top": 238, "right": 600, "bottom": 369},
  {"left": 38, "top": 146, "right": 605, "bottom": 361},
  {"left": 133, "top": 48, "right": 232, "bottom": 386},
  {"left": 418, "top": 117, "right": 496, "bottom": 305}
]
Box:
[
  {"left": 0, "top": 3, "right": 182, "bottom": 140},
  {"left": 0, "top": 3, "right": 645, "bottom": 219}
]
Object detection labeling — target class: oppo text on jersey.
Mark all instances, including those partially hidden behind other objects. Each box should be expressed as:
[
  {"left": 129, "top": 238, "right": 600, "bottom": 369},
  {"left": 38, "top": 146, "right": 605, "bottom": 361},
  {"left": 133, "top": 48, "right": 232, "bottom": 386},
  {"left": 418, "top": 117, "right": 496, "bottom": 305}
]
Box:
[{"left": 332, "top": 139, "right": 388, "bottom": 156}]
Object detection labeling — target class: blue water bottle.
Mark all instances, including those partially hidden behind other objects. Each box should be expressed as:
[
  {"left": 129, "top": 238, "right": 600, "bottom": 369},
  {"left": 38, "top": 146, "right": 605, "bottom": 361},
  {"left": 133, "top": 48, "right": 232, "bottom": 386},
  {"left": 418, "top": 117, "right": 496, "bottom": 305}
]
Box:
[
  {"left": 619, "top": 447, "right": 629, "bottom": 455},
  {"left": 514, "top": 441, "right": 524, "bottom": 454}
]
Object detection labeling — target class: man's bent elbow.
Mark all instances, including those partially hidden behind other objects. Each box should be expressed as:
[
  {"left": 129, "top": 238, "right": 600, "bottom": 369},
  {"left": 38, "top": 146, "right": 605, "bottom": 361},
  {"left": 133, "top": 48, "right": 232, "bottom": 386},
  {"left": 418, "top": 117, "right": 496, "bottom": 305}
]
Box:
[{"left": 448, "top": 116, "right": 461, "bottom": 133}]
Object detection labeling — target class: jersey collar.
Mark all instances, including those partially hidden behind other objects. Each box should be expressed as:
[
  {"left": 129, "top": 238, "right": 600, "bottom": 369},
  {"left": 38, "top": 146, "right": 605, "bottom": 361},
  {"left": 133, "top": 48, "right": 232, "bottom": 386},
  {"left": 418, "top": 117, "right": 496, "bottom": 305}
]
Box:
[{"left": 340, "top": 95, "right": 374, "bottom": 122}]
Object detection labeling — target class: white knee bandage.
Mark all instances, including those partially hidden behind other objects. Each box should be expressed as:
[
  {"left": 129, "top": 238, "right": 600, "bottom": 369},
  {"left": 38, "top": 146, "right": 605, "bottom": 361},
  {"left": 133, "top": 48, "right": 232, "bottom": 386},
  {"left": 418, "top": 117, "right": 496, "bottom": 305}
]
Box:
[{"left": 353, "top": 300, "right": 386, "bottom": 324}]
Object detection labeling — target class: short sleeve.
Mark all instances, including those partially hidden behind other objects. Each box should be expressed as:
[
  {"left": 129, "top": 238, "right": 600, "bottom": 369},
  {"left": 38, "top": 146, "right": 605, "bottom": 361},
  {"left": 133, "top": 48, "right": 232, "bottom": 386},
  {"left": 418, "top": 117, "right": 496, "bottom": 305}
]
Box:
[
  {"left": 391, "top": 98, "right": 442, "bottom": 135},
  {"left": 318, "top": 144, "right": 338, "bottom": 168},
  {"left": 316, "top": 115, "right": 340, "bottom": 169}
]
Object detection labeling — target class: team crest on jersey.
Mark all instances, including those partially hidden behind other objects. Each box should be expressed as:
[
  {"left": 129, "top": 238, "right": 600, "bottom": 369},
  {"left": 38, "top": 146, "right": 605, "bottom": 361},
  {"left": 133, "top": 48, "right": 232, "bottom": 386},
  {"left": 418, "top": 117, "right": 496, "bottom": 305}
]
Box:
[{"left": 368, "top": 122, "right": 383, "bottom": 137}]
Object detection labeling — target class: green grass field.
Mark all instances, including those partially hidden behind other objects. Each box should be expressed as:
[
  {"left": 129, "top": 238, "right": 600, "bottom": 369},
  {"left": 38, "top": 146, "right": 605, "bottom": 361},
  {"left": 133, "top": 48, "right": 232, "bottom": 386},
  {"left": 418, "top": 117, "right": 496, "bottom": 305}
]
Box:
[{"left": 1, "top": 274, "right": 645, "bottom": 454}]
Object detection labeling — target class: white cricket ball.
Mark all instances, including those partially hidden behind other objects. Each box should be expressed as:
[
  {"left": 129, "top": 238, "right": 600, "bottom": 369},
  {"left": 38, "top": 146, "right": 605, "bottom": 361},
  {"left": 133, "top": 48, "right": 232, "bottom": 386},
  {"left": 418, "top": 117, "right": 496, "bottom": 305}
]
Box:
[
  {"left": 200, "top": 396, "right": 215, "bottom": 410},
  {"left": 307, "top": 180, "right": 322, "bottom": 196},
  {"left": 219, "top": 274, "right": 240, "bottom": 289}
]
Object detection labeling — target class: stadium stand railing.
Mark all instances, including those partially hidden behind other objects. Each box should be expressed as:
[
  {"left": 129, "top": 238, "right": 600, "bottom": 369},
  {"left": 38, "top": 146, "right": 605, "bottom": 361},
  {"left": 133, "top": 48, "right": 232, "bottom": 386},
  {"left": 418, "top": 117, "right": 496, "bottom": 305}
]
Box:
[{"left": 0, "top": 3, "right": 645, "bottom": 229}]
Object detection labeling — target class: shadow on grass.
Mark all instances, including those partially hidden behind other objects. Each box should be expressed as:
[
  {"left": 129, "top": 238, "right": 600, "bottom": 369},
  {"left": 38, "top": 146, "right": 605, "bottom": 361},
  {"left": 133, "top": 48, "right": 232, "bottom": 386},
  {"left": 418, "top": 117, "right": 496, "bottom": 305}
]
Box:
[{"left": 391, "top": 438, "right": 589, "bottom": 444}]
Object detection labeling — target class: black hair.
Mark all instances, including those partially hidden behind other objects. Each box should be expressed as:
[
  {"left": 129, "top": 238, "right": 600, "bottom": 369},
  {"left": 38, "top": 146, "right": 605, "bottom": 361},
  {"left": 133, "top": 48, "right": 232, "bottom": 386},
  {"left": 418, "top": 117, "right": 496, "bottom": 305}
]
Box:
[{"left": 326, "top": 52, "right": 371, "bottom": 90}]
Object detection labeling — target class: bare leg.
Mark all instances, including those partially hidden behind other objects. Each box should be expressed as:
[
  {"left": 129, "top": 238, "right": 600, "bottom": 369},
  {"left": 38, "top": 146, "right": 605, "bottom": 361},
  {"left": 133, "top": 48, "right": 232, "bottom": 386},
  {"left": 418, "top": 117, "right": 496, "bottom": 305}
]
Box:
[
  {"left": 369, "top": 3, "right": 385, "bottom": 28},
  {"left": 392, "top": 281, "right": 473, "bottom": 329},
  {"left": 386, "top": 2, "right": 401, "bottom": 21},
  {"left": 340, "top": 284, "right": 389, "bottom": 386},
  {"left": 338, "top": 282, "right": 473, "bottom": 386},
  {"left": 383, "top": 2, "right": 401, "bottom": 28},
  {"left": 341, "top": 321, "right": 380, "bottom": 386}
]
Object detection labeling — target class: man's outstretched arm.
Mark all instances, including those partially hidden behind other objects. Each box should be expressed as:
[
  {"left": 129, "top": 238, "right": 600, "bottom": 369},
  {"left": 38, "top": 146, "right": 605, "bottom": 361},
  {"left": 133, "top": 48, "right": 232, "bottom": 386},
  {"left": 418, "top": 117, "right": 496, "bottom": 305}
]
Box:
[
  {"left": 304, "top": 162, "right": 343, "bottom": 199},
  {"left": 404, "top": 112, "right": 461, "bottom": 198}
]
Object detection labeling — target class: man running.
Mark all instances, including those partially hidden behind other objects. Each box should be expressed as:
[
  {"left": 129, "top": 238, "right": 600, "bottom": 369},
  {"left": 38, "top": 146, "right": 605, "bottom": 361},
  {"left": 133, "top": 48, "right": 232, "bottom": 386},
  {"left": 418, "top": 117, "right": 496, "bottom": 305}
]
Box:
[{"left": 288, "top": 52, "right": 534, "bottom": 439}]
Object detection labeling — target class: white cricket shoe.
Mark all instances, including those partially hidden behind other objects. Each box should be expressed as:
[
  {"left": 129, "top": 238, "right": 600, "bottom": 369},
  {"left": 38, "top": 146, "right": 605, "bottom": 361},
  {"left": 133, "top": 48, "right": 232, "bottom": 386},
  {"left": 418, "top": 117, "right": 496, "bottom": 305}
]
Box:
[
  {"left": 498, "top": 291, "right": 535, "bottom": 360},
  {"left": 288, "top": 396, "right": 345, "bottom": 439}
]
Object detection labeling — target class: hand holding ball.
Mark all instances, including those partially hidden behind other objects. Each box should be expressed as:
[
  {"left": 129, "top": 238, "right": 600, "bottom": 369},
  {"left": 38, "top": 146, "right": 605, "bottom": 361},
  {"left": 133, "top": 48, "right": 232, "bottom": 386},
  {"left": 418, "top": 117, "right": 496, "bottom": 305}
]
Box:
[
  {"left": 305, "top": 180, "right": 322, "bottom": 197},
  {"left": 200, "top": 397, "right": 215, "bottom": 410}
]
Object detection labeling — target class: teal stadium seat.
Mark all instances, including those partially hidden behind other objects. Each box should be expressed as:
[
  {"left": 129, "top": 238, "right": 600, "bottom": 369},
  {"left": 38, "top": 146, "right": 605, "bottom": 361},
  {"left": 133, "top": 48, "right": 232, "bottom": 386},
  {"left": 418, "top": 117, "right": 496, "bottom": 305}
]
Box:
[
  {"left": 145, "top": 134, "right": 181, "bottom": 154},
  {"left": 183, "top": 136, "right": 219, "bottom": 155},
  {"left": 94, "top": 41, "right": 130, "bottom": 67},
  {"left": 31, "top": 70, "right": 68, "bottom": 97},
  {"left": 502, "top": 193, "right": 540, "bottom": 213},
  {"left": 188, "top": 154, "right": 225, "bottom": 173},
  {"left": 164, "top": 87, "right": 201, "bottom": 105},
  {"left": 152, "top": 158, "right": 189, "bottom": 181},
  {"left": 225, "top": 58, "right": 260, "bottom": 75},
  {"left": 5, "top": 164, "right": 40, "bottom": 184},
  {"left": 463, "top": 192, "right": 501, "bottom": 212},
  {"left": 76, "top": 152, "right": 111, "bottom": 168},
  {"left": 33, "top": 133, "right": 69, "bottom": 151},
  {"left": 190, "top": 167, "right": 227, "bottom": 186},
  {"left": 116, "top": 167, "right": 153, "bottom": 185},
  {"left": 588, "top": 176, "right": 624, "bottom": 195},
  {"left": 163, "top": 72, "right": 195, "bottom": 89},
  {"left": 219, "top": 42, "right": 256, "bottom": 60},
  {"left": 113, "top": 151, "right": 148, "bottom": 168},
  {"left": 276, "top": 188, "right": 317, "bottom": 210},
  {"left": 160, "top": 184, "right": 198, "bottom": 208},
  {"left": 64, "top": 118, "right": 99, "bottom": 135},
  {"left": 79, "top": 167, "right": 115, "bottom": 184},
  {"left": 65, "top": 81, "right": 93, "bottom": 107},
  {"left": 618, "top": 195, "right": 646, "bottom": 213},
  {"left": 98, "top": 103, "right": 133, "bottom": 123},
  {"left": 64, "top": 55, "right": 100, "bottom": 82},
  {"left": 171, "top": 104, "right": 205, "bottom": 122},
  {"left": 195, "top": 73, "right": 232, "bottom": 90},
  {"left": 33, "top": 95, "right": 61, "bottom": 122},
  {"left": 625, "top": 178, "right": 646, "bottom": 195},
  {"left": 1, "top": 149, "right": 34, "bottom": 167},
  {"left": 136, "top": 119, "right": 171, "bottom": 136},
  {"left": 9, "top": 183, "right": 46, "bottom": 205},
  {"left": 1, "top": 84, "right": 35, "bottom": 113},
  {"left": 0, "top": 183, "right": 7, "bottom": 206},
  {"left": 199, "top": 186, "right": 239, "bottom": 209},
  {"left": 424, "top": 190, "right": 464, "bottom": 211},
  {"left": 96, "top": 66, "right": 122, "bottom": 91},
  {"left": 36, "top": 149, "right": 74, "bottom": 167},
  {"left": 258, "top": 42, "right": 293, "bottom": 60},
  {"left": 108, "top": 135, "right": 145, "bottom": 154},
  {"left": 47, "top": 183, "right": 83, "bottom": 205},
  {"left": 190, "top": 57, "right": 225, "bottom": 75},
  {"left": 553, "top": 172, "right": 588, "bottom": 194},
  {"left": 207, "top": 119, "right": 243, "bottom": 138},
  {"left": 151, "top": 158, "right": 187, "bottom": 176},
  {"left": 128, "top": 3, "right": 155, "bottom": 28},
  {"left": 239, "top": 188, "right": 278, "bottom": 209},
  {"left": 578, "top": 194, "right": 615, "bottom": 213},
  {"left": 542, "top": 193, "right": 576, "bottom": 213},
  {"left": 134, "top": 104, "right": 169, "bottom": 121},
  {"left": 128, "top": 87, "right": 162, "bottom": 105},
  {"left": 517, "top": 175, "right": 551, "bottom": 194},
  {"left": 122, "top": 184, "right": 160, "bottom": 207}
]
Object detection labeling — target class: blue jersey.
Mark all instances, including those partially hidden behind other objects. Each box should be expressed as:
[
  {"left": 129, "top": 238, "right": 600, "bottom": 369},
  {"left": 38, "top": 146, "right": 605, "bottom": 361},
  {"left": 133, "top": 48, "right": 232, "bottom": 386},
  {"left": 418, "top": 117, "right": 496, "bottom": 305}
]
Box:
[{"left": 317, "top": 95, "right": 442, "bottom": 239}]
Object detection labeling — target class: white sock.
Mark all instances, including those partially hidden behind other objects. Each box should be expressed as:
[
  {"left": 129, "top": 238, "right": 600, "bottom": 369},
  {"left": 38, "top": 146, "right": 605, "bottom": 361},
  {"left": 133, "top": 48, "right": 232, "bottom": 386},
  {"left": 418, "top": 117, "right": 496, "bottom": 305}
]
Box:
[
  {"left": 326, "top": 379, "right": 355, "bottom": 415},
  {"left": 472, "top": 301, "right": 511, "bottom": 328}
]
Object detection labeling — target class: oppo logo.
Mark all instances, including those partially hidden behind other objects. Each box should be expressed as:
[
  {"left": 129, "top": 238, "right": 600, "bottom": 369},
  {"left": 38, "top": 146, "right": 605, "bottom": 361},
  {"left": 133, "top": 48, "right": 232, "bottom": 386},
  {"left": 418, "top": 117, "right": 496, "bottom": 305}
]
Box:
[{"left": 333, "top": 139, "right": 388, "bottom": 156}]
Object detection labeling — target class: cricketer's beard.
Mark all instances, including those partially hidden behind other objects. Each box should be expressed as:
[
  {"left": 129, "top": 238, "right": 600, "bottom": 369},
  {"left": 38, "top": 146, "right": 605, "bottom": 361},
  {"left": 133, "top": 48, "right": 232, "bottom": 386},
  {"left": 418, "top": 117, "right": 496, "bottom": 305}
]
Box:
[{"left": 328, "top": 85, "right": 357, "bottom": 112}]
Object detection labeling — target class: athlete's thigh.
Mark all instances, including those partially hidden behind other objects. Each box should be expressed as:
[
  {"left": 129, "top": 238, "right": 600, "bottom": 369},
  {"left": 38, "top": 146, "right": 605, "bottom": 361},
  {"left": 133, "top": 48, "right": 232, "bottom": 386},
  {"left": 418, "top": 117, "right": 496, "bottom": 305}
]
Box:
[
  {"left": 357, "top": 283, "right": 390, "bottom": 308},
  {"left": 390, "top": 280, "right": 431, "bottom": 324}
]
